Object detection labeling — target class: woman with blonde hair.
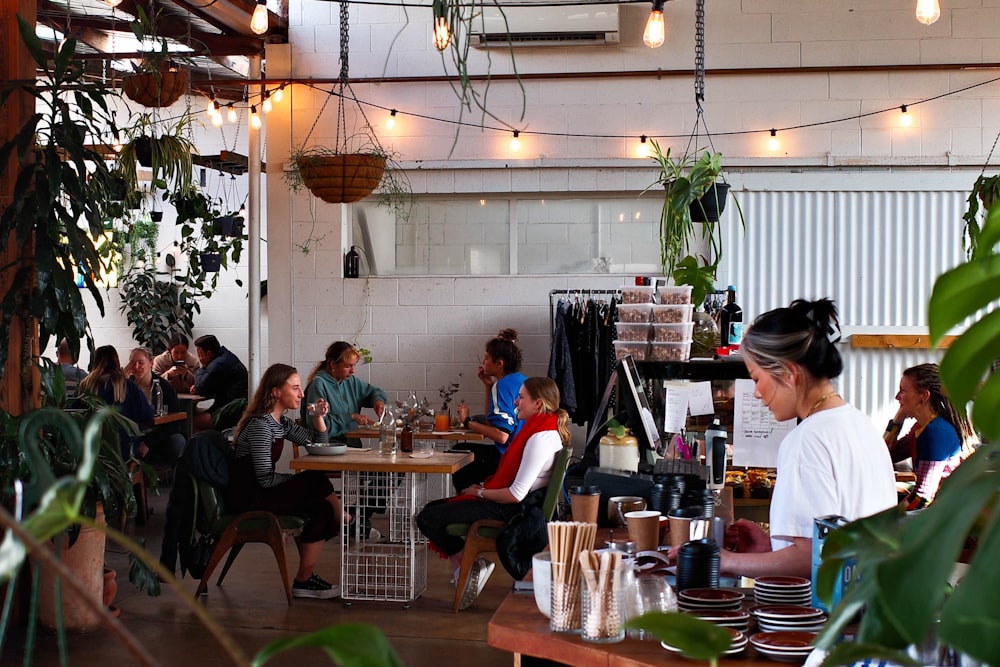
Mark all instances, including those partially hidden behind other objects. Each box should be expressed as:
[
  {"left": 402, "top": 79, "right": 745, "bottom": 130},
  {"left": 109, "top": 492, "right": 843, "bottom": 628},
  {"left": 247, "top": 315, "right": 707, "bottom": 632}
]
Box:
[
  {"left": 228, "top": 363, "right": 346, "bottom": 599},
  {"left": 78, "top": 345, "right": 153, "bottom": 460},
  {"left": 417, "top": 376, "right": 570, "bottom": 610}
]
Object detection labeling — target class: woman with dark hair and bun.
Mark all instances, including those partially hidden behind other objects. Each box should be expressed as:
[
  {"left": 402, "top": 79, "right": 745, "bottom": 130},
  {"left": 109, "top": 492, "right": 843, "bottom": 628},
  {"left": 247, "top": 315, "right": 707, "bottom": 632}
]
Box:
[
  {"left": 454, "top": 328, "right": 527, "bottom": 492},
  {"left": 718, "top": 298, "right": 896, "bottom": 578},
  {"left": 885, "top": 363, "right": 977, "bottom": 509}
]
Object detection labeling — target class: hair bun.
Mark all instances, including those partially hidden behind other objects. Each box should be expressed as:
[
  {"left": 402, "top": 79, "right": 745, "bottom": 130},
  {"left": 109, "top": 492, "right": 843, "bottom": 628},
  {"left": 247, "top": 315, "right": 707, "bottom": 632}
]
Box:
[{"left": 497, "top": 328, "right": 519, "bottom": 343}]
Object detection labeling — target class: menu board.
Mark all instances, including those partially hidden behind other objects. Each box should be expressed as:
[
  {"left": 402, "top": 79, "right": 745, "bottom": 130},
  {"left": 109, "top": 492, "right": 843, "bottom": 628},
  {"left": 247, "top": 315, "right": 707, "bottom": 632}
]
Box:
[{"left": 732, "top": 378, "right": 797, "bottom": 467}]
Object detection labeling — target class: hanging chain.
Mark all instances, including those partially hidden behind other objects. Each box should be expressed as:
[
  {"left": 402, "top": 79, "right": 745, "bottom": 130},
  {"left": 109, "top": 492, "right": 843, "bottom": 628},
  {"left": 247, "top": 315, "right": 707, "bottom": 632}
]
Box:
[
  {"left": 694, "top": 0, "right": 705, "bottom": 107},
  {"left": 339, "top": 0, "right": 350, "bottom": 85}
]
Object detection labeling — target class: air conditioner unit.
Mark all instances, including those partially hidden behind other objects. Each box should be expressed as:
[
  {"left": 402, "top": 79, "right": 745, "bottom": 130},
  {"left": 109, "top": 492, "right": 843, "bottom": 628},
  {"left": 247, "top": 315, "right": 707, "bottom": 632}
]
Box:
[{"left": 470, "top": 4, "right": 620, "bottom": 48}]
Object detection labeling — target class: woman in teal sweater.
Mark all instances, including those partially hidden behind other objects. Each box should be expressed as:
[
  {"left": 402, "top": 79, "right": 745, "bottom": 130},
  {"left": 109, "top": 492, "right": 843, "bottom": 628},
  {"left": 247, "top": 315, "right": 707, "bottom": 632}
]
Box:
[{"left": 303, "top": 341, "right": 387, "bottom": 437}]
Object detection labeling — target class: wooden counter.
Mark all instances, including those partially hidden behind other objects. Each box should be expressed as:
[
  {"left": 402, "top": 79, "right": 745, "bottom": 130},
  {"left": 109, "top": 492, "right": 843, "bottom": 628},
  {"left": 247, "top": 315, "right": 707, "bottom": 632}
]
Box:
[{"left": 488, "top": 591, "right": 774, "bottom": 667}]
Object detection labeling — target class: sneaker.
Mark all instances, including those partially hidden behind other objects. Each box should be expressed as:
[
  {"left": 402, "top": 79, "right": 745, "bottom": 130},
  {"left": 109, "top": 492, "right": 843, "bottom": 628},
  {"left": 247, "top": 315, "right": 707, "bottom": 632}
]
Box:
[
  {"left": 351, "top": 522, "right": 382, "bottom": 542},
  {"left": 458, "top": 558, "right": 495, "bottom": 610},
  {"left": 292, "top": 574, "right": 341, "bottom": 599},
  {"left": 450, "top": 567, "right": 460, "bottom": 587}
]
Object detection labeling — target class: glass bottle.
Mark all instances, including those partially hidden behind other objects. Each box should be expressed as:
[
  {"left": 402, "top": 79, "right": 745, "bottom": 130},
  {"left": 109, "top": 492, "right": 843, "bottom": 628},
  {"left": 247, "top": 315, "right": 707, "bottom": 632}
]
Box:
[
  {"left": 151, "top": 379, "right": 164, "bottom": 416},
  {"left": 719, "top": 285, "right": 743, "bottom": 347},
  {"left": 400, "top": 422, "right": 413, "bottom": 452},
  {"left": 344, "top": 245, "right": 360, "bottom": 278},
  {"left": 379, "top": 405, "right": 397, "bottom": 456}
]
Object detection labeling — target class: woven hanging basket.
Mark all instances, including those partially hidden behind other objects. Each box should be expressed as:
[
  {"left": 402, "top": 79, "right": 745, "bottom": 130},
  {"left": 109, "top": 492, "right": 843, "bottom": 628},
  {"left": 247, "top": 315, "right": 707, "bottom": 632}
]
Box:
[
  {"left": 122, "top": 68, "right": 190, "bottom": 108},
  {"left": 297, "top": 154, "right": 386, "bottom": 204}
]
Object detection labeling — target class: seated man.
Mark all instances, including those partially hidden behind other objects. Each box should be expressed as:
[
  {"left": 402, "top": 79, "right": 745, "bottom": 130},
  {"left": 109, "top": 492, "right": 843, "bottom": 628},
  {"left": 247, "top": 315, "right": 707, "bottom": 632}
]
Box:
[
  {"left": 56, "top": 337, "right": 87, "bottom": 397},
  {"left": 191, "top": 335, "right": 249, "bottom": 431}
]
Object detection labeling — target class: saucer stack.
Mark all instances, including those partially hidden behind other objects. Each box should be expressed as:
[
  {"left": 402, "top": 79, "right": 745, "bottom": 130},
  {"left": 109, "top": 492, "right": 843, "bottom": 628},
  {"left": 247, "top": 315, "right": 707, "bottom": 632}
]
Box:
[
  {"left": 750, "top": 605, "right": 828, "bottom": 633},
  {"left": 662, "top": 626, "right": 748, "bottom": 657},
  {"left": 677, "top": 587, "right": 745, "bottom": 612},
  {"left": 748, "top": 630, "right": 817, "bottom": 663},
  {"left": 684, "top": 608, "right": 751, "bottom": 633},
  {"left": 753, "top": 576, "right": 812, "bottom": 606}
]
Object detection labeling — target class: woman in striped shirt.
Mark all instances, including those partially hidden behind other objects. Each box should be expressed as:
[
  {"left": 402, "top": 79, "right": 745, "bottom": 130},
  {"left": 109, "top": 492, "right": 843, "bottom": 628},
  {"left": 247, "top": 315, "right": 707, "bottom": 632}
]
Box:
[{"left": 227, "top": 363, "right": 348, "bottom": 599}]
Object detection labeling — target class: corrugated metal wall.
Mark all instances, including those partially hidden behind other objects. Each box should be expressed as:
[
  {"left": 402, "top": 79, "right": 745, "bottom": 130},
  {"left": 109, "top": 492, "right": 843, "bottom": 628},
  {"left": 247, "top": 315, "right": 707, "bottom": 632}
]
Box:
[{"left": 719, "top": 189, "right": 964, "bottom": 423}]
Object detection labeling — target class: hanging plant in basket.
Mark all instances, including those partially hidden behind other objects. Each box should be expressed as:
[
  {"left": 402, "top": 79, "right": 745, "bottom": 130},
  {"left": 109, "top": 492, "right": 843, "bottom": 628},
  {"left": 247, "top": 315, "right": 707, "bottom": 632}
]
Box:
[
  {"left": 121, "top": 5, "right": 194, "bottom": 108},
  {"left": 283, "top": 0, "right": 411, "bottom": 219}
]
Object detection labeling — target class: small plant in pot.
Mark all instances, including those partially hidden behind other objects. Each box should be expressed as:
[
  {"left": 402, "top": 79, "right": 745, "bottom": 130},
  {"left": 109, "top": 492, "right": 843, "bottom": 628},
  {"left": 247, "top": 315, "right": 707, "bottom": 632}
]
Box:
[
  {"left": 116, "top": 111, "right": 197, "bottom": 196},
  {"left": 120, "top": 5, "right": 193, "bottom": 108}
]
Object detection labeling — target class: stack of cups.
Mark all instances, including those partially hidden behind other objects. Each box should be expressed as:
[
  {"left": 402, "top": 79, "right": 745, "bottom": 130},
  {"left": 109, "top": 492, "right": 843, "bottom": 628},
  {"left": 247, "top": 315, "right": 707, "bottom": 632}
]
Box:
[{"left": 676, "top": 538, "right": 720, "bottom": 591}]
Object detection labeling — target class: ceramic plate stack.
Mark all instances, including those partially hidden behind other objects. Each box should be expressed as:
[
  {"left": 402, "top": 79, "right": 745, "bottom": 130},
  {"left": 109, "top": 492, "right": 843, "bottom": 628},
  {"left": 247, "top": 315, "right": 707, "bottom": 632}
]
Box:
[
  {"left": 750, "top": 605, "right": 828, "bottom": 633},
  {"left": 677, "top": 587, "right": 745, "bottom": 612},
  {"left": 662, "top": 626, "right": 748, "bottom": 657},
  {"left": 753, "top": 576, "right": 812, "bottom": 606},
  {"left": 684, "top": 608, "right": 751, "bottom": 633},
  {"left": 748, "top": 631, "right": 817, "bottom": 663}
]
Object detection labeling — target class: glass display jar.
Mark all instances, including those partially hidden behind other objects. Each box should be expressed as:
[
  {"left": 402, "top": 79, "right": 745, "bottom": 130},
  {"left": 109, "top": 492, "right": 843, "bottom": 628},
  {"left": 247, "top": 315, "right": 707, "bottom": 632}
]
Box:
[{"left": 691, "top": 309, "right": 719, "bottom": 358}]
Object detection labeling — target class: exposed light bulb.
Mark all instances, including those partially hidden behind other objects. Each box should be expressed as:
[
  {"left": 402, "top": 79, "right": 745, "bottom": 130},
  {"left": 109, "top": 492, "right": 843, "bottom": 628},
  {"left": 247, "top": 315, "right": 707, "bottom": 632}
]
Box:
[
  {"left": 899, "top": 104, "right": 913, "bottom": 127},
  {"left": 767, "top": 129, "right": 780, "bottom": 152},
  {"left": 433, "top": 17, "right": 451, "bottom": 51},
  {"left": 250, "top": 0, "right": 269, "bottom": 35},
  {"left": 105, "top": 0, "right": 123, "bottom": 7},
  {"left": 227, "top": 105, "right": 238, "bottom": 123},
  {"left": 112, "top": 139, "right": 123, "bottom": 153},
  {"left": 212, "top": 112, "right": 223, "bottom": 127},
  {"left": 643, "top": 0, "right": 666, "bottom": 49},
  {"left": 509, "top": 130, "right": 520, "bottom": 153},
  {"left": 636, "top": 134, "right": 651, "bottom": 158},
  {"left": 206, "top": 95, "right": 216, "bottom": 116},
  {"left": 915, "top": 0, "right": 940, "bottom": 25},
  {"left": 250, "top": 106, "right": 261, "bottom": 130},
  {"left": 386, "top": 109, "right": 397, "bottom": 130},
  {"left": 262, "top": 93, "right": 272, "bottom": 114},
  {"left": 272, "top": 85, "right": 284, "bottom": 103}
]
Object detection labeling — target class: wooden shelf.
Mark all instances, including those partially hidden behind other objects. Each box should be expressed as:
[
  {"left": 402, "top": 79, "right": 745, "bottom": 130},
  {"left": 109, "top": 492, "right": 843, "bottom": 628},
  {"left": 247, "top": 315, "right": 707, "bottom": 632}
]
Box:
[{"left": 850, "top": 334, "right": 956, "bottom": 349}]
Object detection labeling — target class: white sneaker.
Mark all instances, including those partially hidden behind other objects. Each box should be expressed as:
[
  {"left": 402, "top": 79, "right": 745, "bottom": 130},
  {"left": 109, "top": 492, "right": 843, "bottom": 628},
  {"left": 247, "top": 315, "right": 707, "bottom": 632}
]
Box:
[{"left": 459, "top": 558, "right": 495, "bottom": 610}]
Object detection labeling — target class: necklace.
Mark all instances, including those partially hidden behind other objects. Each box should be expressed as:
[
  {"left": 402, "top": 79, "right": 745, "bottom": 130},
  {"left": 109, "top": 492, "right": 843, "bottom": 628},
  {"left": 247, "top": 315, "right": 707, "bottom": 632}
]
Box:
[{"left": 807, "top": 391, "right": 841, "bottom": 417}]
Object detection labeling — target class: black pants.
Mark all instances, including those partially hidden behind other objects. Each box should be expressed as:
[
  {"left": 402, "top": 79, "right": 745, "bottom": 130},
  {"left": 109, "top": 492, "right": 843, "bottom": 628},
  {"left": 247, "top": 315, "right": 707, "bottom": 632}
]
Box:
[{"left": 416, "top": 497, "right": 521, "bottom": 556}]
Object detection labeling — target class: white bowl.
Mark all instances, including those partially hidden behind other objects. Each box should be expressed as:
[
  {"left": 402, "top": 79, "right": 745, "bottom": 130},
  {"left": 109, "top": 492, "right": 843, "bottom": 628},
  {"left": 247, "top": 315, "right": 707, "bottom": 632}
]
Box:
[
  {"left": 531, "top": 552, "right": 551, "bottom": 618},
  {"left": 305, "top": 443, "right": 348, "bottom": 456}
]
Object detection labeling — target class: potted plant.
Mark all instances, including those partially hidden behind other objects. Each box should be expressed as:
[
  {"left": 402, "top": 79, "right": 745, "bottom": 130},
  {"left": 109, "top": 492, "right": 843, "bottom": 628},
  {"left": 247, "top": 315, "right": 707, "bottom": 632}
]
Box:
[
  {"left": 813, "top": 202, "right": 1000, "bottom": 666},
  {"left": 961, "top": 172, "right": 1000, "bottom": 260},
  {"left": 120, "top": 5, "right": 192, "bottom": 108},
  {"left": 116, "top": 111, "right": 198, "bottom": 195}
]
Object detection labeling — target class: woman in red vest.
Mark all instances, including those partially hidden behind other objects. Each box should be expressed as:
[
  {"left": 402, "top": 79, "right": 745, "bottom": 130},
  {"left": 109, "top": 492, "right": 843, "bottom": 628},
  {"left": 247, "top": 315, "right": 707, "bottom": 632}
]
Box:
[{"left": 417, "top": 376, "right": 570, "bottom": 610}]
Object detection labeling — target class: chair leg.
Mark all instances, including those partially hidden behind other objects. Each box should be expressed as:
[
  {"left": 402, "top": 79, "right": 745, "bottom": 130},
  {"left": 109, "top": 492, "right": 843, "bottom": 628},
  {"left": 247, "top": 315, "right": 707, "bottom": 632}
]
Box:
[
  {"left": 194, "top": 525, "right": 238, "bottom": 600},
  {"left": 263, "top": 526, "right": 294, "bottom": 606},
  {"left": 216, "top": 544, "right": 245, "bottom": 586}
]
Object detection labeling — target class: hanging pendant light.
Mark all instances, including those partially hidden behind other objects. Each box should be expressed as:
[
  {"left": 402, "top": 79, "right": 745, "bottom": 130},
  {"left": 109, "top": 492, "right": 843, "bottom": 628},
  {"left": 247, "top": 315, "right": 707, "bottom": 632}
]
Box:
[
  {"left": 643, "top": 0, "right": 666, "bottom": 49},
  {"left": 915, "top": 0, "right": 940, "bottom": 25}
]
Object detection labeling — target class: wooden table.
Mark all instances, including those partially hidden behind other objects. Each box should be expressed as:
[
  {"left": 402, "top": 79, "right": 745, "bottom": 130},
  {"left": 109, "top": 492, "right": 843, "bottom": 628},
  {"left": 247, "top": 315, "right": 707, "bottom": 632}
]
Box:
[
  {"left": 489, "top": 591, "right": 774, "bottom": 667},
  {"left": 291, "top": 449, "right": 473, "bottom": 603},
  {"left": 152, "top": 411, "right": 186, "bottom": 426}
]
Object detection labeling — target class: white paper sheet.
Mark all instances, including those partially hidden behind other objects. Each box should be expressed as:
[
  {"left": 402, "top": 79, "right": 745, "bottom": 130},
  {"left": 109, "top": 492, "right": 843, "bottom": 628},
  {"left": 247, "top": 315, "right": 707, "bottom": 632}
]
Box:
[
  {"left": 732, "top": 378, "right": 797, "bottom": 467},
  {"left": 687, "top": 381, "right": 715, "bottom": 416},
  {"left": 662, "top": 381, "right": 690, "bottom": 433}
]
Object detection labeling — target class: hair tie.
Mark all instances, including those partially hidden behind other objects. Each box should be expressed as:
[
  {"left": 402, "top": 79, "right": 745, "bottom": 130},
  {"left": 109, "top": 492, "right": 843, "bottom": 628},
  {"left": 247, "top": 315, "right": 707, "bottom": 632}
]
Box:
[{"left": 805, "top": 308, "right": 842, "bottom": 344}]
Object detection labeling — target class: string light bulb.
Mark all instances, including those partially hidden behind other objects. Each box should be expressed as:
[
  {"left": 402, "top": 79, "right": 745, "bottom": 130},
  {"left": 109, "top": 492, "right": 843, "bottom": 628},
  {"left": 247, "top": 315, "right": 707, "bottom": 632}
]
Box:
[
  {"left": 227, "top": 104, "right": 238, "bottom": 123},
  {"left": 899, "top": 104, "right": 913, "bottom": 127},
  {"left": 636, "top": 134, "right": 651, "bottom": 158},
  {"left": 211, "top": 110, "right": 223, "bottom": 127},
  {"left": 262, "top": 91, "right": 272, "bottom": 114},
  {"left": 272, "top": 85, "right": 284, "bottom": 103},
  {"left": 432, "top": 0, "right": 451, "bottom": 51},
  {"left": 509, "top": 130, "right": 520, "bottom": 152},
  {"left": 206, "top": 94, "right": 216, "bottom": 116},
  {"left": 250, "top": 0, "right": 269, "bottom": 35},
  {"left": 250, "top": 105, "right": 262, "bottom": 130},
  {"left": 386, "top": 109, "right": 398, "bottom": 130},
  {"left": 915, "top": 0, "right": 940, "bottom": 25},
  {"left": 105, "top": 0, "right": 123, "bottom": 6},
  {"left": 643, "top": 0, "right": 666, "bottom": 49},
  {"left": 767, "top": 129, "right": 780, "bottom": 152}
]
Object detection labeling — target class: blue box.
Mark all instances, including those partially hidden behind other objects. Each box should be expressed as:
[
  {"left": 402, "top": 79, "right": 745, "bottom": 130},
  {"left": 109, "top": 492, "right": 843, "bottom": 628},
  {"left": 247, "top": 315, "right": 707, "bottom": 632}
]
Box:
[{"left": 811, "top": 514, "right": 858, "bottom": 613}]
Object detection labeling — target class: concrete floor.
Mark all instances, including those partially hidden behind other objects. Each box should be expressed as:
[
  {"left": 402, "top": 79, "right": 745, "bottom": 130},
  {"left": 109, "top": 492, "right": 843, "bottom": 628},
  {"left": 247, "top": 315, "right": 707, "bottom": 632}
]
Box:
[{"left": 6, "top": 487, "right": 517, "bottom": 667}]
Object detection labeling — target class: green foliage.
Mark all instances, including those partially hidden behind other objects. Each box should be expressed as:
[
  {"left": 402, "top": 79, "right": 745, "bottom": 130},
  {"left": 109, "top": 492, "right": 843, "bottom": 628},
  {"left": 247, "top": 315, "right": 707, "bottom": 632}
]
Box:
[
  {"left": 0, "top": 16, "right": 125, "bottom": 368},
  {"left": 252, "top": 623, "right": 404, "bottom": 667},
  {"left": 116, "top": 111, "right": 198, "bottom": 194},
  {"left": 118, "top": 265, "right": 199, "bottom": 353},
  {"left": 605, "top": 418, "right": 627, "bottom": 439},
  {"left": 624, "top": 612, "right": 732, "bottom": 664},
  {"left": 672, "top": 255, "right": 718, "bottom": 309},
  {"left": 961, "top": 174, "right": 1000, "bottom": 261}
]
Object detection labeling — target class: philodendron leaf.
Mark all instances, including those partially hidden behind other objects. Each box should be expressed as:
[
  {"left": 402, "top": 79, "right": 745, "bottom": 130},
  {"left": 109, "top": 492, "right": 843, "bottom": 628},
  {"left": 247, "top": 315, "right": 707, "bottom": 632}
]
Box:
[
  {"left": 970, "top": 369, "right": 1000, "bottom": 442},
  {"left": 251, "top": 623, "right": 403, "bottom": 667},
  {"left": 821, "top": 642, "right": 918, "bottom": 667},
  {"left": 927, "top": 254, "right": 1000, "bottom": 344},
  {"left": 936, "top": 308, "right": 1000, "bottom": 409},
  {"left": 939, "top": 491, "right": 1000, "bottom": 666},
  {"left": 624, "top": 612, "right": 731, "bottom": 660}
]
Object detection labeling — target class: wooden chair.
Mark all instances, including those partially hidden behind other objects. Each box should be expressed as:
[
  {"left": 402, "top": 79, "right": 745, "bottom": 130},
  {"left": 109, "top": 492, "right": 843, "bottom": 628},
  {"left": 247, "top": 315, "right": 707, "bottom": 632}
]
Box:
[
  {"left": 188, "top": 471, "right": 306, "bottom": 605},
  {"left": 446, "top": 446, "right": 573, "bottom": 613}
]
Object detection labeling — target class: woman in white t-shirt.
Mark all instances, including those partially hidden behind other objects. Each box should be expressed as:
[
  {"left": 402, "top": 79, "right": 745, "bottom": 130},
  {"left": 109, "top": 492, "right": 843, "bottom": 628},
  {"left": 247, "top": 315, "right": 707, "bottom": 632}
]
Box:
[{"left": 720, "top": 298, "right": 896, "bottom": 579}]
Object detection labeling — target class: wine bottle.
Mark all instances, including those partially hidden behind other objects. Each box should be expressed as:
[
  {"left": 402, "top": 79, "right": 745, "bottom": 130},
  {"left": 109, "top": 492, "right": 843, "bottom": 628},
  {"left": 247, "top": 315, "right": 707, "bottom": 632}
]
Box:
[
  {"left": 719, "top": 285, "right": 743, "bottom": 347},
  {"left": 344, "top": 245, "right": 360, "bottom": 278}
]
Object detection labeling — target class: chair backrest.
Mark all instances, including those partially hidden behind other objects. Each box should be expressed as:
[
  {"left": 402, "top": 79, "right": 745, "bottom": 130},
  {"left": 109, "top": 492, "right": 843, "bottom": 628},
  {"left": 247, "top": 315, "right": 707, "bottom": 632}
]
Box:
[
  {"left": 540, "top": 447, "right": 573, "bottom": 521},
  {"left": 180, "top": 430, "right": 233, "bottom": 533}
]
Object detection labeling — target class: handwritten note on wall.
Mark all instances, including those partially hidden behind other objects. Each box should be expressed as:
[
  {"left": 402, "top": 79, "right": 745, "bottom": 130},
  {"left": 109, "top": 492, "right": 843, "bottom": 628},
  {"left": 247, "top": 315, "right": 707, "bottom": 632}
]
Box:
[{"left": 732, "top": 378, "right": 797, "bottom": 467}]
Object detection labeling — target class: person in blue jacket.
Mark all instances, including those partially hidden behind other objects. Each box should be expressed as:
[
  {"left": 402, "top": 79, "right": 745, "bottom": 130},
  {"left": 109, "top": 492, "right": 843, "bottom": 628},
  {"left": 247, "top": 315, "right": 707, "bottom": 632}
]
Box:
[
  {"left": 78, "top": 345, "right": 154, "bottom": 461},
  {"left": 191, "top": 334, "right": 249, "bottom": 431},
  {"left": 454, "top": 328, "right": 527, "bottom": 492}
]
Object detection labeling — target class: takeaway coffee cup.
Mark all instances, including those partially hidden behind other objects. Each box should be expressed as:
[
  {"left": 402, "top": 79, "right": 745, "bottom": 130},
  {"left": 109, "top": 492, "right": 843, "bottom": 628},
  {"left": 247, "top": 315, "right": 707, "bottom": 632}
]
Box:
[
  {"left": 569, "top": 485, "right": 602, "bottom": 524},
  {"left": 668, "top": 506, "right": 706, "bottom": 549},
  {"left": 625, "top": 510, "right": 662, "bottom": 553}
]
